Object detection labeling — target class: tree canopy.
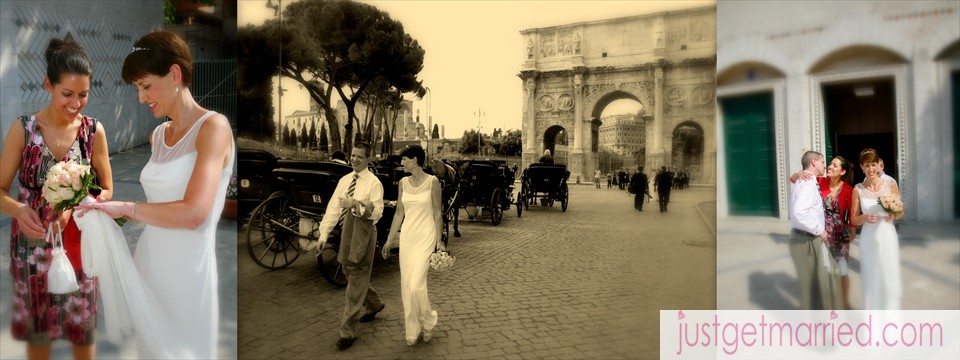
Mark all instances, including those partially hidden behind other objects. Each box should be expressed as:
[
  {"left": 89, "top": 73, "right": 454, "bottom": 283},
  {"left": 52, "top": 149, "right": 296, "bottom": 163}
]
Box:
[{"left": 238, "top": 0, "right": 426, "bottom": 155}]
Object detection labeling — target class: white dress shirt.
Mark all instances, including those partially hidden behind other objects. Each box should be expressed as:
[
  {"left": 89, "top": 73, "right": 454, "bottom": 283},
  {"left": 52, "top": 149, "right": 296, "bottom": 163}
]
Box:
[
  {"left": 316, "top": 168, "right": 384, "bottom": 241},
  {"left": 790, "top": 171, "right": 825, "bottom": 236}
]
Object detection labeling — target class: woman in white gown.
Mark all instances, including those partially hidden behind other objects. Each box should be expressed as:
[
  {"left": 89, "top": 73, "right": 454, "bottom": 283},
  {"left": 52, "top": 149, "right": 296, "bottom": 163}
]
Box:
[
  {"left": 850, "top": 148, "right": 902, "bottom": 310},
  {"left": 382, "top": 145, "right": 444, "bottom": 346},
  {"left": 77, "top": 31, "right": 233, "bottom": 358}
]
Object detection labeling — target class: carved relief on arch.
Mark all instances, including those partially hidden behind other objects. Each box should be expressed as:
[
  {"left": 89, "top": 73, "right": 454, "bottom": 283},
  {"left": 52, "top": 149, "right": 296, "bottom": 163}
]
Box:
[
  {"left": 666, "top": 87, "right": 686, "bottom": 106},
  {"left": 557, "top": 94, "right": 574, "bottom": 110},
  {"left": 538, "top": 95, "right": 556, "bottom": 112},
  {"left": 585, "top": 84, "right": 615, "bottom": 104},
  {"left": 690, "top": 86, "right": 713, "bottom": 105}
]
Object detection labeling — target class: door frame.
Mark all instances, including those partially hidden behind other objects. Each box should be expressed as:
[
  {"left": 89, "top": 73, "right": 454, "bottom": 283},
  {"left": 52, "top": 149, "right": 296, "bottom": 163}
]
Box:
[
  {"left": 809, "top": 64, "right": 910, "bottom": 220},
  {"left": 717, "top": 79, "right": 788, "bottom": 219},
  {"left": 939, "top": 57, "right": 960, "bottom": 219}
]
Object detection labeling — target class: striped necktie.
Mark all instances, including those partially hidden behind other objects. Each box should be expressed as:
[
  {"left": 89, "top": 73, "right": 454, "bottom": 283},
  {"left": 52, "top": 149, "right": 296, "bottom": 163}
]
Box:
[{"left": 339, "top": 173, "right": 359, "bottom": 225}]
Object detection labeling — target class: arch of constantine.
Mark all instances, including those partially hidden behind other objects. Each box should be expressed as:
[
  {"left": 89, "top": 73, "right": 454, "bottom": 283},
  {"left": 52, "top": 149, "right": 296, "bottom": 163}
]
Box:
[{"left": 518, "top": 6, "right": 716, "bottom": 185}]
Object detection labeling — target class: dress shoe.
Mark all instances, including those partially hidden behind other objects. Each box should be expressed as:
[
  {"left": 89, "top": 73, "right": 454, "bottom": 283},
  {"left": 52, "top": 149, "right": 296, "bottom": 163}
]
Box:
[
  {"left": 359, "top": 304, "right": 385, "bottom": 323},
  {"left": 422, "top": 328, "right": 433, "bottom": 343},
  {"left": 336, "top": 337, "right": 356, "bottom": 350}
]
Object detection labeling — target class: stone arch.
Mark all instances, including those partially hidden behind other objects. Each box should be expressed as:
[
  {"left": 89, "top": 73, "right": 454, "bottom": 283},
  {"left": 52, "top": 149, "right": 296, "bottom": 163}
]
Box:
[
  {"left": 800, "top": 15, "right": 912, "bottom": 73},
  {"left": 809, "top": 45, "right": 908, "bottom": 74},
  {"left": 717, "top": 61, "right": 787, "bottom": 87},
  {"left": 589, "top": 90, "right": 644, "bottom": 121},
  {"left": 542, "top": 125, "right": 568, "bottom": 164},
  {"left": 929, "top": 19, "right": 960, "bottom": 61},
  {"left": 717, "top": 34, "right": 792, "bottom": 77},
  {"left": 670, "top": 120, "right": 705, "bottom": 182}
]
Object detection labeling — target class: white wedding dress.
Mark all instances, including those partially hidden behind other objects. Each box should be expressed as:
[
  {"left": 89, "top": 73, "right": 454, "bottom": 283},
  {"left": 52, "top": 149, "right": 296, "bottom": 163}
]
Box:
[
  {"left": 399, "top": 176, "right": 439, "bottom": 343},
  {"left": 134, "top": 111, "right": 232, "bottom": 358},
  {"left": 856, "top": 178, "right": 902, "bottom": 310},
  {"left": 76, "top": 111, "right": 232, "bottom": 358}
]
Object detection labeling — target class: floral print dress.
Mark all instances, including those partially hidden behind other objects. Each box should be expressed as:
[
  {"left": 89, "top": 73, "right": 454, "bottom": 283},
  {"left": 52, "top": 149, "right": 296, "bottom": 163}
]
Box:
[
  {"left": 9, "top": 114, "right": 98, "bottom": 346},
  {"left": 823, "top": 194, "right": 850, "bottom": 264}
]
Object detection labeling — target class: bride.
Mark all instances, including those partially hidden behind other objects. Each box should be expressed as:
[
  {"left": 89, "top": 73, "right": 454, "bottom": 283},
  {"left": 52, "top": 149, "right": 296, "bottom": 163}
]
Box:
[
  {"left": 76, "top": 31, "right": 234, "bottom": 358},
  {"left": 849, "top": 148, "right": 902, "bottom": 310}
]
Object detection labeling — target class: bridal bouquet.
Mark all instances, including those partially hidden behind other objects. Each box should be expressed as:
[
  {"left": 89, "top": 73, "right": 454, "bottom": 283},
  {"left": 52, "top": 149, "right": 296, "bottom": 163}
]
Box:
[
  {"left": 42, "top": 160, "right": 125, "bottom": 226},
  {"left": 877, "top": 193, "right": 903, "bottom": 217},
  {"left": 429, "top": 249, "right": 455, "bottom": 271}
]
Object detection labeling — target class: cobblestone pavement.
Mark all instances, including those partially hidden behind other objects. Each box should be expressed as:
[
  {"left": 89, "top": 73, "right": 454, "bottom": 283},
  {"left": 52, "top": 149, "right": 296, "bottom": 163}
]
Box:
[
  {"left": 238, "top": 184, "right": 716, "bottom": 359},
  {"left": 0, "top": 145, "right": 238, "bottom": 359}
]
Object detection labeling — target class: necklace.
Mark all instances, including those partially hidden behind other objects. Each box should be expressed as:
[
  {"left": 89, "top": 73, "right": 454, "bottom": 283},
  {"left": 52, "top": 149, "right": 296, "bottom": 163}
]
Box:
[{"left": 37, "top": 113, "right": 74, "bottom": 150}]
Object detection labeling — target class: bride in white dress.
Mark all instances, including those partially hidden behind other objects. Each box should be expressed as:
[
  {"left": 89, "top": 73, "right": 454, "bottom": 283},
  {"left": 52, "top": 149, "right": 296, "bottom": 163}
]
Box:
[
  {"left": 76, "top": 31, "right": 233, "bottom": 358},
  {"left": 382, "top": 145, "right": 444, "bottom": 346},
  {"left": 850, "top": 149, "right": 902, "bottom": 310}
]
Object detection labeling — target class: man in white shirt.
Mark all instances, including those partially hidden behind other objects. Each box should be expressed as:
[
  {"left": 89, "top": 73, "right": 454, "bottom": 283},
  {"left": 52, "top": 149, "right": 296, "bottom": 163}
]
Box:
[
  {"left": 304, "top": 142, "right": 385, "bottom": 350},
  {"left": 789, "top": 150, "right": 843, "bottom": 310},
  {"left": 878, "top": 158, "right": 897, "bottom": 185}
]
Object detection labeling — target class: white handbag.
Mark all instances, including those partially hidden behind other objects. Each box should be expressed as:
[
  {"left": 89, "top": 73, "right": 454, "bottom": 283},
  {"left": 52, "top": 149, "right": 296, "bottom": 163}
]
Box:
[{"left": 47, "top": 221, "right": 80, "bottom": 294}]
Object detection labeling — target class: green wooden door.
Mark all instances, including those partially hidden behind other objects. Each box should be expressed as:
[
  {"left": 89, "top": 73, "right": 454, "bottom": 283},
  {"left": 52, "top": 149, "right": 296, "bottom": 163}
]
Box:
[
  {"left": 953, "top": 71, "right": 959, "bottom": 219},
  {"left": 720, "top": 92, "right": 779, "bottom": 217}
]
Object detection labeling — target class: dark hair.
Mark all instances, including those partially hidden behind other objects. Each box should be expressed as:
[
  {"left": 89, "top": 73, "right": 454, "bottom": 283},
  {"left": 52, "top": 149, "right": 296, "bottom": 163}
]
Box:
[
  {"left": 859, "top": 148, "right": 880, "bottom": 165},
  {"left": 399, "top": 145, "right": 426, "bottom": 167},
  {"left": 331, "top": 150, "right": 346, "bottom": 161},
  {"left": 353, "top": 142, "right": 372, "bottom": 157},
  {"left": 122, "top": 31, "right": 193, "bottom": 87},
  {"left": 45, "top": 34, "right": 92, "bottom": 85},
  {"left": 834, "top": 155, "right": 854, "bottom": 185}
]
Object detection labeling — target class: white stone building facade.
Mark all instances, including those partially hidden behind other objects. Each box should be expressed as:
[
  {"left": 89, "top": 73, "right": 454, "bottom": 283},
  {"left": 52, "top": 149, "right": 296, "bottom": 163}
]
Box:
[{"left": 717, "top": 1, "right": 960, "bottom": 223}]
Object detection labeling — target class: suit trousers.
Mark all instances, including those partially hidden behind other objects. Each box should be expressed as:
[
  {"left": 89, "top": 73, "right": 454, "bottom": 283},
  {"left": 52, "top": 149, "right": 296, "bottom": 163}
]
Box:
[
  {"left": 340, "top": 260, "right": 384, "bottom": 339},
  {"left": 789, "top": 232, "right": 843, "bottom": 310}
]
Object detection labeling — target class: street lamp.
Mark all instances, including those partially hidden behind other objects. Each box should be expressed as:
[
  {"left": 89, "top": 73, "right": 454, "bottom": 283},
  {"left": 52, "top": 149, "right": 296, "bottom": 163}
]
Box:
[
  {"left": 425, "top": 87, "right": 431, "bottom": 157},
  {"left": 474, "top": 108, "right": 484, "bottom": 157}
]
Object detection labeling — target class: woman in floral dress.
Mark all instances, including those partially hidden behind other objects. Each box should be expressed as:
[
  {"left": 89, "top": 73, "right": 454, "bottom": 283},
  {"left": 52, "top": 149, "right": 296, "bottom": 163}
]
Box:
[
  {"left": 792, "top": 155, "right": 856, "bottom": 309},
  {"left": 0, "top": 36, "right": 113, "bottom": 359}
]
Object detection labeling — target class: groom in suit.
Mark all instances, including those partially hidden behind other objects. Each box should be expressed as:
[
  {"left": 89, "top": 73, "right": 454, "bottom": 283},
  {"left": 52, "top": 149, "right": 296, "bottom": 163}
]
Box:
[
  {"left": 789, "top": 150, "right": 843, "bottom": 310},
  {"left": 308, "top": 142, "right": 386, "bottom": 350}
]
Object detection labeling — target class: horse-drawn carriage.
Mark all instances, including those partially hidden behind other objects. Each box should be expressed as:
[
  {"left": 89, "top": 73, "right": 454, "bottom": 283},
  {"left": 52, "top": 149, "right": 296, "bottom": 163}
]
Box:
[
  {"left": 451, "top": 159, "right": 516, "bottom": 230},
  {"left": 243, "top": 156, "right": 401, "bottom": 287},
  {"left": 517, "top": 163, "right": 570, "bottom": 213}
]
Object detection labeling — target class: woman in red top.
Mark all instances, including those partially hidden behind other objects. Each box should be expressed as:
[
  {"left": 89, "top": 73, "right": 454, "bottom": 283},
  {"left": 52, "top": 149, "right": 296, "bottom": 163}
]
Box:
[{"left": 792, "top": 155, "right": 856, "bottom": 309}]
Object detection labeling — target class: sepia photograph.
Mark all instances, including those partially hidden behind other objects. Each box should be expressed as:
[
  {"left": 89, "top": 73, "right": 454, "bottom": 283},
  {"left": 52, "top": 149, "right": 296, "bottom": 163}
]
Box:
[{"left": 236, "top": 0, "right": 715, "bottom": 358}]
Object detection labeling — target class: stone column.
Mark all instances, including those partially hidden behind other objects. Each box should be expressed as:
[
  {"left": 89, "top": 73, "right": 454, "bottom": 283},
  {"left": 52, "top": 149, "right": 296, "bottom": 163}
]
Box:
[
  {"left": 570, "top": 72, "right": 585, "bottom": 179},
  {"left": 650, "top": 66, "right": 666, "bottom": 169},
  {"left": 521, "top": 71, "right": 538, "bottom": 169}
]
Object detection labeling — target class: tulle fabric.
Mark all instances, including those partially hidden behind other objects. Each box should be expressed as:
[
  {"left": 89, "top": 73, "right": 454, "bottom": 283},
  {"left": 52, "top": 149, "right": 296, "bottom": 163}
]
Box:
[{"left": 74, "top": 197, "right": 193, "bottom": 359}]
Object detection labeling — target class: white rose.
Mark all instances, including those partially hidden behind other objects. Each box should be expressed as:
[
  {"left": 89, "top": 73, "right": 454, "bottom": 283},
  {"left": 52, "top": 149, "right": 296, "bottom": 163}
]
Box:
[
  {"left": 43, "top": 184, "right": 62, "bottom": 204},
  {"left": 56, "top": 187, "right": 75, "bottom": 204}
]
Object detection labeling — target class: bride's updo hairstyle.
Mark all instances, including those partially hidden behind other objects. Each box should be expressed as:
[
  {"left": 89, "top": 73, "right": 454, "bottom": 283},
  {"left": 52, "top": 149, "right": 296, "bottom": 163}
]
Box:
[
  {"left": 121, "top": 31, "right": 193, "bottom": 87},
  {"left": 45, "top": 34, "right": 92, "bottom": 84},
  {"left": 859, "top": 148, "right": 880, "bottom": 165}
]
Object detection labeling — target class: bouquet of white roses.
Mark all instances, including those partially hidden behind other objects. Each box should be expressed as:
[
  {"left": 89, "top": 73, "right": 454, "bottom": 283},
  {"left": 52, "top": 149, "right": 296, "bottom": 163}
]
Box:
[
  {"left": 43, "top": 160, "right": 97, "bottom": 212},
  {"left": 877, "top": 193, "right": 903, "bottom": 217},
  {"left": 429, "top": 249, "right": 455, "bottom": 271},
  {"left": 42, "top": 160, "right": 125, "bottom": 226}
]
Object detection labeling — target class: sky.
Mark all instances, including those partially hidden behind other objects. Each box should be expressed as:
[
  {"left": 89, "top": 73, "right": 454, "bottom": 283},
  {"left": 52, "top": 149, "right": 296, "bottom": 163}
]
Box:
[{"left": 238, "top": 0, "right": 715, "bottom": 138}]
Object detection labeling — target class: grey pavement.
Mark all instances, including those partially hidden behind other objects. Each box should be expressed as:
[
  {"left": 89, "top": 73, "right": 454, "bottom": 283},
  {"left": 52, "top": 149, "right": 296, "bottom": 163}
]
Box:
[
  {"left": 717, "top": 217, "right": 960, "bottom": 310},
  {"left": 0, "top": 144, "right": 238, "bottom": 359},
  {"left": 238, "top": 183, "right": 716, "bottom": 359}
]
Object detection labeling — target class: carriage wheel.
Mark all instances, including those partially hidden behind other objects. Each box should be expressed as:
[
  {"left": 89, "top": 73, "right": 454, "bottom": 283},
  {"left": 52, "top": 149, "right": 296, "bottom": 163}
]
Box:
[
  {"left": 316, "top": 238, "right": 347, "bottom": 288},
  {"left": 246, "top": 193, "right": 302, "bottom": 270},
  {"left": 490, "top": 188, "right": 504, "bottom": 226},
  {"left": 515, "top": 191, "right": 523, "bottom": 217},
  {"left": 561, "top": 184, "right": 569, "bottom": 212}
]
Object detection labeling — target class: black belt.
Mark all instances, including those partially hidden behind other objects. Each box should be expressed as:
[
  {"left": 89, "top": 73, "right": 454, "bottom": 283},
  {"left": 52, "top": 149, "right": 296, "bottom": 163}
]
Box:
[{"left": 792, "top": 229, "right": 817, "bottom": 237}]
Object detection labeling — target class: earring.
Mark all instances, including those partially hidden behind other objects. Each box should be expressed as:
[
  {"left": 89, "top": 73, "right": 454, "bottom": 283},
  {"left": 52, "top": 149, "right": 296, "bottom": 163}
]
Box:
[{"left": 175, "top": 86, "right": 180, "bottom": 93}]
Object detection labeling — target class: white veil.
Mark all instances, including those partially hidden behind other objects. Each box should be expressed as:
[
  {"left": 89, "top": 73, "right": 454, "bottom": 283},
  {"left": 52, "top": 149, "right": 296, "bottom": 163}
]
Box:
[{"left": 74, "top": 197, "right": 194, "bottom": 359}]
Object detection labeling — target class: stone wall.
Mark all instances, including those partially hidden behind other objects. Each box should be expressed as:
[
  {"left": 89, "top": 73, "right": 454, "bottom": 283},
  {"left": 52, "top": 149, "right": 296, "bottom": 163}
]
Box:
[{"left": 0, "top": 0, "right": 163, "bottom": 153}]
